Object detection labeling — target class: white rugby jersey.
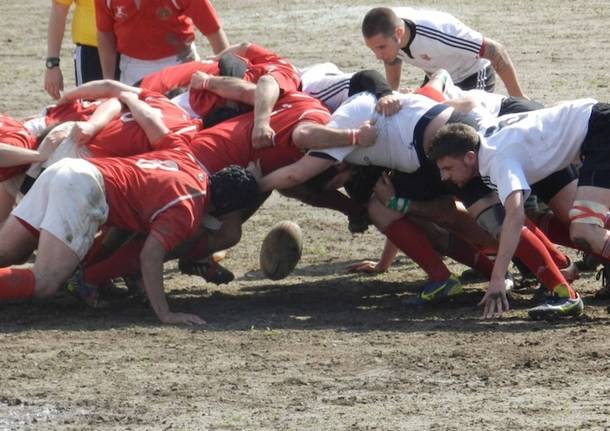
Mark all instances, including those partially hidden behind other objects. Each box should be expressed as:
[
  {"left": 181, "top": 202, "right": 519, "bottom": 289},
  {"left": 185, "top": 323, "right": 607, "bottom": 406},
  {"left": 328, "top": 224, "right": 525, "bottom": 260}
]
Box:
[
  {"left": 393, "top": 7, "right": 490, "bottom": 83},
  {"left": 477, "top": 98, "right": 597, "bottom": 205},
  {"left": 299, "top": 63, "right": 353, "bottom": 113},
  {"left": 312, "top": 92, "right": 444, "bottom": 173},
  {"left": 443, "top": 75, "right": 505, "bottom": 116}
]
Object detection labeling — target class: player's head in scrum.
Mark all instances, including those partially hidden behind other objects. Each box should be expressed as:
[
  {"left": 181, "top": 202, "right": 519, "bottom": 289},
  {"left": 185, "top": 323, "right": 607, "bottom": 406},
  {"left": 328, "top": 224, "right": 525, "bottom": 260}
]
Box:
[{"left": 361, "top": 7, "right": 405, "bottom": 64}]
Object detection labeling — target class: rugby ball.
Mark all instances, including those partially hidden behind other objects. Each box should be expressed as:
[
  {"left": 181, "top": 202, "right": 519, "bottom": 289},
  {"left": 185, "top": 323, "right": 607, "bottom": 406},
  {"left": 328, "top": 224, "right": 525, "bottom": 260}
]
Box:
[{"left": 260, "top": 221, "right": 303, "bottom": 280}]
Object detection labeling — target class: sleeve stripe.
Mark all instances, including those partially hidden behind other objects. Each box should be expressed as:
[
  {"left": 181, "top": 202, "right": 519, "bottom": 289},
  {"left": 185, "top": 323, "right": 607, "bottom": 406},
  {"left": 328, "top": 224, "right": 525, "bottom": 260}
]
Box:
[
  {"left": 416, "top": 25, "right": 481, "bottom": 54},
  {"left": 307, "top": 79, "right": 351, "bottom": 99},
  {"left": 149, "top": 191, "right": 206, "bottom": 223}
]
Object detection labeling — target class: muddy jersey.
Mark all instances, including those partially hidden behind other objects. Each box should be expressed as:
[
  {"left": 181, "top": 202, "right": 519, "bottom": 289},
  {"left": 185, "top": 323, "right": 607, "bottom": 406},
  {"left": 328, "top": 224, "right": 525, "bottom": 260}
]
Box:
[
  {"left": 393, "top": 7, "right": 489, "bottom": 83},
  {"left": 189, "top": 92, "right": 331, "bottom": 175},
  {"left": 95, "top": 0, "right": 221, "bottom": 59},
  {"left": 138, "top": 60, "right": 219, "bottom": 94},
  {"left": 477, "top": 98, "right": 597, "bottom": 205},
  {"left": 89, "top": 133, "right": 209, "bottom": 251},
  {"left": 0, "top": 114, "right": 38, "bottom": 181}
]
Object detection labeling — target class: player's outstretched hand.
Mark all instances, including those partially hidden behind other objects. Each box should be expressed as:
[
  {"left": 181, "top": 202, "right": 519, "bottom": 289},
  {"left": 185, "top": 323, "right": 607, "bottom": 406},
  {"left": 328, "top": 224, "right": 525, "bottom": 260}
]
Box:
[
  {"left": 160, "top": 311, "right": 206, "bottom": 326},
  {"left": 358, "top": 121, "right": 377, "bottom": 147},
  {"left": 478, "top": 277, "right": 510, "bottom": 319},
  {"left": 375, "top": 94, "right": 401, "bottom": 116},
  {"left": 347, "top": 260, "right": 385, "bottom": 274},
  {"left": 252, "top": 122, "right": 275, "bottom": 149}
]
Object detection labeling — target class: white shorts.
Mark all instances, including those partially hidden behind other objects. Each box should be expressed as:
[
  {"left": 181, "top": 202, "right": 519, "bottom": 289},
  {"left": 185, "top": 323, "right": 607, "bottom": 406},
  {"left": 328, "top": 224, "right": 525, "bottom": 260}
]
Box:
[
  {"left": 12, "top": 158, "right": 108, "bottom": 259},
  {"left": 119, "top": 43, "right": 200, "bottom": 85}
]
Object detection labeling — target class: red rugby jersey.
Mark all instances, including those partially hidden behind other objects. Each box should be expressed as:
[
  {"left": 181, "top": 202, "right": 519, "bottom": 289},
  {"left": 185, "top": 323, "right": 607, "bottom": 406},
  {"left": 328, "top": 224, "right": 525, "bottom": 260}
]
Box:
[
  {"left": 0, "top": 114, "right": 38, "bottom": 181},
  {"left": 138, "top": 60, "right": 220, "bottom": 94},
  {"left": 89, "top": 133, "right": 209, "bottom": 252},
  {"left": 86, "top": 90, "right": 199, "bottom": 158},
  {"left": 189, "top": 92, "right": 331, "bottom": 175},
  {"left": 95, "top": 0, "right": 221, "bottom": 59}
]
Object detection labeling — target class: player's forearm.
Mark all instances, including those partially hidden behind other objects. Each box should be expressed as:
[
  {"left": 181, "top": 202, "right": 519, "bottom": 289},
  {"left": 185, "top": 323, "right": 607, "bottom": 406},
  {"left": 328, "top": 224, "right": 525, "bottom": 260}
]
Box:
[
  {"left": 97, "top": 31, "right": 118, "bottom": 80},
  {"left": 120, "top": 94, "right": 169, "bottom": 143},
  {"left": 47, "top": 2, "right": 69, "bottom": 57},
  {"left": 253, "top": 75, "right": 280, "bottom": 126},
  {"left": 86, "top": 98, "right": 121, "bottom": 133},
  {"left": 140, "top": 237, "right": 171, "bottom": 322},
  {"left": 205, "top": 76, "right": 257, "bottom": 105},
  {"left": 492, "top": 197, "right": 525, "bottom": 282},
  {"left": 292, "top": 123, "right": 359, "bottom": 150},
  {"left": 61, "top": 79, "right": 139, "bottom": 102},
  {"left": 258, "top": 156, "right": 334, "bottom": 192},
  {"left": 384, "top": 60, "right": 402, "bottom": 91},
  {"left": 378, "top": 239, "right": 398, "bottom": 271},
  {"left": 483, "top": 39, "right": 525, "bottom": 98},
  {"left": 205, "top": 28, "right": 230, "bottom": 55},
  {"left": 0, "top": 143, "right": 46, "bottom": 166}
]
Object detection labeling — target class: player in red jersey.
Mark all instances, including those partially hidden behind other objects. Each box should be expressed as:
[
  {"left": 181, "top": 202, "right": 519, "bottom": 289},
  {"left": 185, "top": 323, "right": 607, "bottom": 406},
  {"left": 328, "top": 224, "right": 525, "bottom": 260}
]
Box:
[
  {"left": 136, "top": 60, "right": 220, "bottom": 95},
  {"left": 0, "top": 91, "right": 257, "bottom": 325},
  {"left": 95, "top": 0, "right": 229, "bottom": 85}
]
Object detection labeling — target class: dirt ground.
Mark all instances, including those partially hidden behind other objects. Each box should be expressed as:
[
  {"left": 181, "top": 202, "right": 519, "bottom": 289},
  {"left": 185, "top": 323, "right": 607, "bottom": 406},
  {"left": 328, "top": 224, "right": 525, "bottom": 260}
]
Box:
[{"left": 0, "top": 0, "right": 609, "bottom": 429}]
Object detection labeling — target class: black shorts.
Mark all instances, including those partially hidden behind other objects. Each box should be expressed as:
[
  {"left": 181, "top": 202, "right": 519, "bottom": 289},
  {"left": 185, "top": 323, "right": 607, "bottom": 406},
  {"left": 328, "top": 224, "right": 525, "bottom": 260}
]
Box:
[
  {"left": 498, "top": 97, "right": 544, "bottom": 115},
  {"left": 391, "top": 165, "right": 453, "bottom": 201},
  {"left": 578, "top": 103, "right": 610, "bottom": 188},
  {"left": 73, "top": 44, "right": 104, "bottom": 85},
  {"left": 531, "top": 165, "right": 578, "bottom": 203},
  {"left": 454, "top": 64, "right": 496, "bottom": 92},
  {"left": 455, "top": 177, "right": 494, "bottom": 208}
]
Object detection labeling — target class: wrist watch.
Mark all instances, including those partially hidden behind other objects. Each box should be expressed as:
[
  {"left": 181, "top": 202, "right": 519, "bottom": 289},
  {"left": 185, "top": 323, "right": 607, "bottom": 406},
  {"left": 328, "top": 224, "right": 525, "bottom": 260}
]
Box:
[{"left": 45, "top": 57, "right": 60, "bottom": 69}]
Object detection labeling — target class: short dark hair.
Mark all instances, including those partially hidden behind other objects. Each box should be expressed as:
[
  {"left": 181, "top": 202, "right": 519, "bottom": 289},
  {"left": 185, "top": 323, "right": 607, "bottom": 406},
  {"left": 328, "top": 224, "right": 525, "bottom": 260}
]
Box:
[
  {"left": 209, "top": 165, "right": 259, "bottom": 216},
  {"left": 362, "top": 7, "right": 401, "bottom": 39},
  {"left": 427, "top": 123, "right": 480, "bottom": 162}
]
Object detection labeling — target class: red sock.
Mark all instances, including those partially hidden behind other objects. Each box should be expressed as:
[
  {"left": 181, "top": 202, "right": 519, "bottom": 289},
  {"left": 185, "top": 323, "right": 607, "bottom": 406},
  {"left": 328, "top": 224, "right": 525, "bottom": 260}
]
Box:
[
  {"left": 524, "top": 218, "right": 569, "bottom": 268},
  {"left": 536, "top": 213, "right": 610, "bottom": 264},
  {"left": 444, "top": 234, "right": 494, "bottom": 279},
  {"left": 384, "top": 218, "right": 450, "bottom": 282},
  {"left": 0, "top": 268, "right": 35, "bottom": 300},
  {"left": 83, "top": 239, "right": 145, "bottom": 285},
  {"left": 514, "top": 228, "right": 576, "bottom": 298}
]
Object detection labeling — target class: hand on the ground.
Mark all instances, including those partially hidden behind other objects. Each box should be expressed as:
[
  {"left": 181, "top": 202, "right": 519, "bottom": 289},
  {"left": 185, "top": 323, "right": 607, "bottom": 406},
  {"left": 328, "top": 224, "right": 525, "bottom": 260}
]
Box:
[
  {"left": 357, "top": 121, "right": 377, "bottom": 147},
  {"left": 44, "top": 67, "right": 64, "bottom": 100},
  {"left": 252, "top": 122, "right": 275, "bottom": 149},
  {"left": 375, "top": 94, "right": 401, "bottom": 116},
  {"left": 347, "top": 260, "right": 386, "bottom": 274},
  {"left": 478, "top": 277, "right": 510, "bottom": 319},
  {"left": 160, "top": 312, "right": 206, "bottom": 326},
  {"left": 373, "top": 171, "right": 396, "bottom": 206}
]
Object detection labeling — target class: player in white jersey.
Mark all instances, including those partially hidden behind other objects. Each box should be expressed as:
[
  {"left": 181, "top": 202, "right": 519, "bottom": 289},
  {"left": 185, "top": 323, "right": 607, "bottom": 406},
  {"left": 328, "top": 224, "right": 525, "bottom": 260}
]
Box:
[
  {"left": 428, "top": 99, "right": 610, "bottom": 319},
  {"left": 361, "top": 7, "right": 526, "bottom": 98}
]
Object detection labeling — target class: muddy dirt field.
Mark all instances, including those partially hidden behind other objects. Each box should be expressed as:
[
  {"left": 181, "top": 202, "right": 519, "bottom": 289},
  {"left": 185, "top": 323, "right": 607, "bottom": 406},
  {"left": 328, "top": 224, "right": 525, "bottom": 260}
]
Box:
[{"left": 0, "top": 0, "right": 609, "bottom": 429}]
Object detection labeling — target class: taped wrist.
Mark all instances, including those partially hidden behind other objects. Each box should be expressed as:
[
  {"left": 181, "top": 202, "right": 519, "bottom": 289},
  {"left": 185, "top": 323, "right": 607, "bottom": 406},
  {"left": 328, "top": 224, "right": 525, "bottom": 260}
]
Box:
[{"left": 387, "top": 196, "right": 410, "bottom": 214}]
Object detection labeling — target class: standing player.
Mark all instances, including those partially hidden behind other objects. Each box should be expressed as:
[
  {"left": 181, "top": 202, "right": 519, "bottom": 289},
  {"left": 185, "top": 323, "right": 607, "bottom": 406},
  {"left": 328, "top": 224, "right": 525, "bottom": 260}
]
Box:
[
  {"left": 95, "top": 0, "right": 229, "bottom": 85},
  {"left": 44, "top": 0, "right": 105, "bottom": 99},
  {"left": 361, "top": 7, "right": 526, "bottom": 97}
]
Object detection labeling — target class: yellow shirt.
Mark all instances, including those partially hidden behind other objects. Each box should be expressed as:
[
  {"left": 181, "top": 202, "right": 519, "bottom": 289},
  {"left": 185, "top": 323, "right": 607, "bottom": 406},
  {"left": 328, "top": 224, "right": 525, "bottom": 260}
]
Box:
[{"left": 54, "top": 0, "right": 97, "bottom": 47}]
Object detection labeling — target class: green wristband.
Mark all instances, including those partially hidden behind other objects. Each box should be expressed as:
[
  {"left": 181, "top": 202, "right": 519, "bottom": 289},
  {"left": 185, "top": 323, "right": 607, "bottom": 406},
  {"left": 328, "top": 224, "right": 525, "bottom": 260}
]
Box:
[{"left": 387, "top": 196, "right": 410, "bottom": 214}]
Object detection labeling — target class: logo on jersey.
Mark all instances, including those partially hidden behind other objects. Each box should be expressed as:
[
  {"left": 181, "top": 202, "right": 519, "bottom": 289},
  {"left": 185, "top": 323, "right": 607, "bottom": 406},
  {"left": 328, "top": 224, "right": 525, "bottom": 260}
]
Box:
[
  {"left": 114, "top": 6, "right": 127, "bottom": 20},
  {"left": 419, "top": 54, "right": 432, "bottom": 61}
]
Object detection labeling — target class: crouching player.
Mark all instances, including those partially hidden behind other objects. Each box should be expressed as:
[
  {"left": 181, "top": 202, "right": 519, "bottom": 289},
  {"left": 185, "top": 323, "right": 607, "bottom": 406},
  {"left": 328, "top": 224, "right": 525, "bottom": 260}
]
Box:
[
  {"left": 0, "top": 92, "right": 257, "bottom": 325},
  {"left": 426, "top": 99, "right": 610, "bottom": 318}
]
